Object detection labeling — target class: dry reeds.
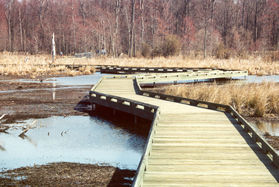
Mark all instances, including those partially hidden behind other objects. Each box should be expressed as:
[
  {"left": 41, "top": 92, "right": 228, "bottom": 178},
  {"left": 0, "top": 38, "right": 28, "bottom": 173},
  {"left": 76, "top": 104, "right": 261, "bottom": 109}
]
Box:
[
  {"left": 159, "top": 82, "right": 279, "bottom": 117},
  {"left": 0, "top": 52, "right": 95, "bottom": 78},
  {"left": 1, "top": 52, "right": 279, "bottom": 77}
]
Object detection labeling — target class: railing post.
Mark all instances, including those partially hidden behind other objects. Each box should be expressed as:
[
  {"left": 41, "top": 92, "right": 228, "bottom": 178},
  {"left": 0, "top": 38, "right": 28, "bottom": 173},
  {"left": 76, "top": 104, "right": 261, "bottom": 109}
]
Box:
[{"left": 273, "top": 154, "right": 279, "bottom": 168}]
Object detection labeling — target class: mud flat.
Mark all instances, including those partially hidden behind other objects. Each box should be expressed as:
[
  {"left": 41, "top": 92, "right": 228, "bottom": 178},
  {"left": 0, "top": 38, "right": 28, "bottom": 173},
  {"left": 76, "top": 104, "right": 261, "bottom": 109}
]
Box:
[
  {"left": 0, "top": 83, "right": 89, "bottom": 124},
  {"left": 0, "top": 162, "right": 135, "bottom": 186}
]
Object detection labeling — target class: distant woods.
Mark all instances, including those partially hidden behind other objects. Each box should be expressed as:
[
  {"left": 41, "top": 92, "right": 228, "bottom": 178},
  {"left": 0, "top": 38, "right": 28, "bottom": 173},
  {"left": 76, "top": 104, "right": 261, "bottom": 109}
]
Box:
[{"left": 0, "top": 0, "right": 279, "bottom": 58}]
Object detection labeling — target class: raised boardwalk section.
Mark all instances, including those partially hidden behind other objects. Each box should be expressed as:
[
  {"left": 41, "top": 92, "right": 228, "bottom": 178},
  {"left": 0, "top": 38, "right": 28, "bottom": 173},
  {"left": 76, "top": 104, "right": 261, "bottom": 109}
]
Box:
[{"left": 89, "top": 69, "right": 279, "bottom": 186}]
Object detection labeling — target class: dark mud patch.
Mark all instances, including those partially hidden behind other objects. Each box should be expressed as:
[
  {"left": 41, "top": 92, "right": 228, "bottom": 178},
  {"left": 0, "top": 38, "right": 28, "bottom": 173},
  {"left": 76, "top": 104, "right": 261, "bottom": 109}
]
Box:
[
  {"left": 0, "top": 162, "right": 135, "bottom": 186},
  {"left": 0, "top": 84, "right": 90, "bottom": 124},
  {"left": 0, "top": 81, "right": 53, "bottom": 91}
]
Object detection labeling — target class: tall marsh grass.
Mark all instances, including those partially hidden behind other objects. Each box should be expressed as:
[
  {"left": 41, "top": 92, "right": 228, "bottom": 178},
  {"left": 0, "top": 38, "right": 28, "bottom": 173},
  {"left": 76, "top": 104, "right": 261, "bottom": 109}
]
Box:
[
  {"left": 0, "top": 52, "right": 279, "bottom": 77},
  {"left": 0, "top": 52, "right": 95, "bottom": 78},
  {"left": 159, "top": 82, "right": 279, "bottom": 117}
]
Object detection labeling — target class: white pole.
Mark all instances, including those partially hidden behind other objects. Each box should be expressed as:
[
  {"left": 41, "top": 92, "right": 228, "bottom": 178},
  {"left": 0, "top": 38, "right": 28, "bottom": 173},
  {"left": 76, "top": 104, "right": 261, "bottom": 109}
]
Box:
[{"left": 52, "top": 33, "right": 56, "bottom": 63}]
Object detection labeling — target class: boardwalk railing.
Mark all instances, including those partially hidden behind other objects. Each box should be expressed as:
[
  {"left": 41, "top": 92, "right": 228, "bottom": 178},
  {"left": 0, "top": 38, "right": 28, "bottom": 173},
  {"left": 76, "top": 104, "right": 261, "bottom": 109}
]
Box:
[
  {"left": 133, "top": 109, "right": 160, "bottom": 187},
  {"left": 229, "top": 106, "right": 279, "bottom": 168}
]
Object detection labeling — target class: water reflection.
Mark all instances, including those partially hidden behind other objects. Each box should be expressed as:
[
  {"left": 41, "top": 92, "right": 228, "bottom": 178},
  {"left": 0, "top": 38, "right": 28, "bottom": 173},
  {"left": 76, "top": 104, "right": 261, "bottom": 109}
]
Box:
[
  {"left": 0, "top": 116, "right": 145, "bottom": 171},
  {"left": 52, "top": 82, "right": 56, "bottom": 101},
  {"left": 254, "top": 120, "right": 279, "bottom": 136}
]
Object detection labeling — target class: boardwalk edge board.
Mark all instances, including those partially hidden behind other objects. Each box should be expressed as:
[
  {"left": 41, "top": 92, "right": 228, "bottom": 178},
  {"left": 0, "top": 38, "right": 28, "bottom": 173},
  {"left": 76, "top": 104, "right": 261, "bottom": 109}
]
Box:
[{"left": 88, "top": 68, "right": 279, "bottom": 186}]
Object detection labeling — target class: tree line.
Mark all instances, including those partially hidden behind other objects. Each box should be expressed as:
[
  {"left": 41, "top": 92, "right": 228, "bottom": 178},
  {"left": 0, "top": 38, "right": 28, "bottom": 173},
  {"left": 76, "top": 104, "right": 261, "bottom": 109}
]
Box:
[{"left": 0, "top": 0, "right": 278, "bottom": 57}]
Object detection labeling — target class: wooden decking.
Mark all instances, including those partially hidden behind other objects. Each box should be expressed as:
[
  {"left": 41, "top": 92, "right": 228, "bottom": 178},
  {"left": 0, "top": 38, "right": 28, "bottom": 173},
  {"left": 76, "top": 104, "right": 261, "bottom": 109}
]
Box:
[{"left": 90, "top": 70, "right": 279, "bottom": 186}]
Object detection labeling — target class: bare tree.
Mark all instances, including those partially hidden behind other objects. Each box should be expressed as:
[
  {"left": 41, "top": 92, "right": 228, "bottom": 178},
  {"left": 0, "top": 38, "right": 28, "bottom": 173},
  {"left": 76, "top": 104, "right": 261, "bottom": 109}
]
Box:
[
  {"left": 196, "top": 0, "right": 215, "bottom": 58},
  {"left": 71, "top": 0, "right": 76, "bottom": 53},
  {"left": 140, "top": 0, "right": 144, "bottom": 47},
  {"left": 0, "top": 0, "right": 278, "bottom": 55},
  {"left": 4, "top": 0, "right": 14, "bottom": 51},
  {"left": 112, "top": 0, "right": 121, "bottom": 57},
  {"left": 129, "top": 0, "right": 135, "bottom": 57}
]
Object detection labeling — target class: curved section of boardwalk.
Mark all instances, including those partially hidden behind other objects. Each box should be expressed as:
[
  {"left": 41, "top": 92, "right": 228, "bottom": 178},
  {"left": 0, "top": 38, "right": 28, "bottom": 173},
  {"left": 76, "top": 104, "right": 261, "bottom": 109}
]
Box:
[{"left": 90, "top": 72, "right": 279, "bottom": 186}]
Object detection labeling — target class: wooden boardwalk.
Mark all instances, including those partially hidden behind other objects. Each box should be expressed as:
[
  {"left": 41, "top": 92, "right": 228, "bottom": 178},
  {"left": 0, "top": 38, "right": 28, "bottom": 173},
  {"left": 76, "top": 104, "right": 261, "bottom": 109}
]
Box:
[{"left": 89, "top": 70, "right": 279, "bottom": 186}]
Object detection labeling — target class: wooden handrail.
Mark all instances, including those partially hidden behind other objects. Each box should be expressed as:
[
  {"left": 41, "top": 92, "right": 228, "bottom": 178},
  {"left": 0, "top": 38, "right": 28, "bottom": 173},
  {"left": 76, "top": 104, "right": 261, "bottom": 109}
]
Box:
[
  {"left": 228, "top": 106, "right": 279, "bottom": 168},
  {"left": 90, "top": 91, "right": 157, "bottom": 111},
  {"left": 132, "top": 109, "right": 160, "bottom": 187}
]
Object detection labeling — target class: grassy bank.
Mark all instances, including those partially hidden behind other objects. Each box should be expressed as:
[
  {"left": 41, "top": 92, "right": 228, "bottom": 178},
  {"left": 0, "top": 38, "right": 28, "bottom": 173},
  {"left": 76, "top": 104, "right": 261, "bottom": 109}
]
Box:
[
  {"left": 1, "top": 52, "right": 279, "bottom": 77},
  {"left": 0, "top": 53, "right": 95, "bottom": 78},
  {"left": 155, "top": 82, "right": 279, "bottom": 118}
]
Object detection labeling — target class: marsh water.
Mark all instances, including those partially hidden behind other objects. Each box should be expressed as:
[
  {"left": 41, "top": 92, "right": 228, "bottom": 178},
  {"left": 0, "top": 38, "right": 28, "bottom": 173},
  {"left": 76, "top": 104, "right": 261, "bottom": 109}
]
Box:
[
  {"left": 0, "top": 116, "right": 145, "bottom": 171},
  {"left": 253, "top": 120, "right": 279, "bottom": 136}
]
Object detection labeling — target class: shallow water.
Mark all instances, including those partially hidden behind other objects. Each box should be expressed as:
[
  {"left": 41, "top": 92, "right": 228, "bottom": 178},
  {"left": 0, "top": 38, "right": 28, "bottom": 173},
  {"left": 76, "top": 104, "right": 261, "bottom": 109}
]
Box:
[
  {"left": 16, "top": 72, "right": 106, "bottom": 86},
  {"left": 0, "top": 85, "right": 89, "bottom": 94},
  {"left": 253, "top": 121, "right": 279, "bottom": 136},
  {"left": 0, "top": 116, "right": 145, "bottom": 171},
  {"left": 233, "top": 75, "right": 279, "bottom": 83},
  {"left": 44, "top": 72, "right": 106, "bottom": 86}
]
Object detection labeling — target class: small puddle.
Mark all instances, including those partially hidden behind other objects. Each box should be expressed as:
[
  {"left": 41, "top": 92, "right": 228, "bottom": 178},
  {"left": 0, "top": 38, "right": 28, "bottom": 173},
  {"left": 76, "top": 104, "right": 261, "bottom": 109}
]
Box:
[
  {"left": 253, "top": 120, "right": 279, "bottom": 136},
  {"left": 233, "top": 75, "right": 279, "bottom": 83},
  {"left": 0, "top": 116, "right": 145, "bottom": 171}
]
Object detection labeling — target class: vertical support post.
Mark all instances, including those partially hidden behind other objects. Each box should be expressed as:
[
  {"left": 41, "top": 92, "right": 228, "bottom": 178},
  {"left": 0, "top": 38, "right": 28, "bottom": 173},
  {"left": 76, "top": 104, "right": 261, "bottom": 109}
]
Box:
[
  {"left": 92, "top": 104, "right": 96, "bottom": 111},
  {"left": 52, "top": 33, "right": 56, "bottom": 63},
  {"left": 134, "top": 116, "right": 138, "bottom": 124}
]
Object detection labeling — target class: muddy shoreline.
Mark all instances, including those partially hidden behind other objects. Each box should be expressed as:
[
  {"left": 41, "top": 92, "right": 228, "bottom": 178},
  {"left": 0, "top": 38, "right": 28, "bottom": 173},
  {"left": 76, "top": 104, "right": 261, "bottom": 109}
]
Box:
[{"left": 0, "top": 162, "right": 135, "bottom": 186}]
